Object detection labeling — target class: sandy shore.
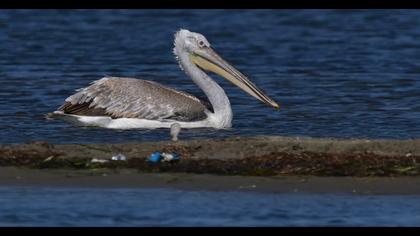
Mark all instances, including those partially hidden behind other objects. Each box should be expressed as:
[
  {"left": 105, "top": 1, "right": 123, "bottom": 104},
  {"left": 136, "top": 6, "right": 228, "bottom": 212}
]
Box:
[
  {"left": 1, "top": 136, "right": 420, "bottom": 176},
  {"left": 1, "top": 167, "right": 420, "bottom": 195}
]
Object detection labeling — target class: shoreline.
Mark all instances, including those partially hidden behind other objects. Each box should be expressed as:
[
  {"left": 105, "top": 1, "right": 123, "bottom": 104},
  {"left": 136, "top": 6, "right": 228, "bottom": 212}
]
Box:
[
  {"left": 1, "top": 136, "right": 420, "bottom": 177},
  {"left": 1, "top": 167, "right": 420, "bottom": 195},
  {"left": 2, "top": 135, "right": 420, "bottom": 194}
]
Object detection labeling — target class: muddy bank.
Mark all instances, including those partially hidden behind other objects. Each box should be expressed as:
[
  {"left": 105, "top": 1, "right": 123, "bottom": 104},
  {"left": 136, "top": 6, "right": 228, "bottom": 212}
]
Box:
[
  {"left": 2, "top": 167, "right": 420, "bottom": 195},
  {"left": 1, "top": 136, "right": 420, "bottom": 176}
]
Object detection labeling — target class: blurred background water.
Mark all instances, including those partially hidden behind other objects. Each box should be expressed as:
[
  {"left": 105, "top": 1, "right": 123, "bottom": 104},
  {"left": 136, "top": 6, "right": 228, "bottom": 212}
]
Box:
[{"left": 1, "top": 9, "right": 420, "bottom": 143}]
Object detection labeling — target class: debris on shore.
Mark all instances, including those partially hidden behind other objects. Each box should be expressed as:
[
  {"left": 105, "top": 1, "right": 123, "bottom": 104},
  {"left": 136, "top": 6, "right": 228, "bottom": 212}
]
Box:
[{"left": 1, "top": 136, "right": 420, "bottom": 177}]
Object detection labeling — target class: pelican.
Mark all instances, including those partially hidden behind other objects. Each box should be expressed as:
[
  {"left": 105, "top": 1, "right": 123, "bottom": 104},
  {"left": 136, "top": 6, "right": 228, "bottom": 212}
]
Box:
[{"left": 49, "top": 29, "right": 279, "bottom": 129}]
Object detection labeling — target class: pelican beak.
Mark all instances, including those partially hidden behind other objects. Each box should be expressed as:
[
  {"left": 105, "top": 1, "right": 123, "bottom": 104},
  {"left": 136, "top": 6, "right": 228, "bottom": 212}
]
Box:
[{"left": 190, "top": 47, "right": 280, "bottom": 109}]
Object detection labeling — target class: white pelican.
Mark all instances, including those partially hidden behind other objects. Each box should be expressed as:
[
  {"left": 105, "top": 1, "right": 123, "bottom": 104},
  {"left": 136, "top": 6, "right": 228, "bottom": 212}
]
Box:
[{"left": 49, "top": 29, "right": 279, "bottom": 129}]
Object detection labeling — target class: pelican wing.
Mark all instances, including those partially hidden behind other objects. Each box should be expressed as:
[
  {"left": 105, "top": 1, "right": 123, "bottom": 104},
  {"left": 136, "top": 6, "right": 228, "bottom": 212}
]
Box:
[{"left": 58, "top": 77, "right": 209, "bottom": 121}]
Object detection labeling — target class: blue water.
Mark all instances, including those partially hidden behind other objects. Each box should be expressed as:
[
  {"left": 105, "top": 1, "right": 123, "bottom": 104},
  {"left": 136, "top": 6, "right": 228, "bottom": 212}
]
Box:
[
  {"left": 0, "top": 187, "right": 418, "bottom": 226},
  {"left": 2, "top": 9, "right": 420, "bottom": 143}
]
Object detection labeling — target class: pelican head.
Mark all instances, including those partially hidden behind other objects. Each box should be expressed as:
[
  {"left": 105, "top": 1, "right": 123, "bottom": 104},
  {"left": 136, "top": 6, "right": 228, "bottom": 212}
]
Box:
[{"left": 174, "top": 29, "right": 280, "bottom": 109}]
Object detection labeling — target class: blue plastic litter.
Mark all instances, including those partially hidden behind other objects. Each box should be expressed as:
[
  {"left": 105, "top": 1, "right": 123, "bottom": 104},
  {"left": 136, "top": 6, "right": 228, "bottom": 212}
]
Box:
[
  {"left": 148, "top": 152, "right": 163, "bottom": 163},
  {"left": 147, "top": 151, "right": 180, "bottom": 163}
]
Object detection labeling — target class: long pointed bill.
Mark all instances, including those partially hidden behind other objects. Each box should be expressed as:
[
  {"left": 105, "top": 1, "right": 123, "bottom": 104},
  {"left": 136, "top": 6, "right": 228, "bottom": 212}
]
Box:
[{"left": 190, "top": 47, "right": 280, "bottom": 109}]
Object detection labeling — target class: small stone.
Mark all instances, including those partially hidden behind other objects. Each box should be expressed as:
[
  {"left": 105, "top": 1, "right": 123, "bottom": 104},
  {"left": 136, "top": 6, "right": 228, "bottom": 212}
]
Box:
[
  {"left": 43, "top": 156, "right": 54, "bottom": 162},
  {"left": 161, "top": 152, "right": 180, "bottom": 162},
  {"left": 91, "top": 158, "right": 109, "bottom": 163},
  {"left": 111, "top": 153, "right": 127, "bottom": 161}
]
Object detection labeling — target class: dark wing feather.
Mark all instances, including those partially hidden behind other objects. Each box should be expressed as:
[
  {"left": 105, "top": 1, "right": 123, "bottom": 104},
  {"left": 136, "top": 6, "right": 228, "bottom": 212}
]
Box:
[{"left": 59, "top": 101, "right": 108, "bottom": 116}]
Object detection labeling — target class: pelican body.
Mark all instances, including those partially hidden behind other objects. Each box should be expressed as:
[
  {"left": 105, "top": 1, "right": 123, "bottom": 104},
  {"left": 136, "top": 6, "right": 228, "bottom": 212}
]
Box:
[{"left": 50, "top": 29, "right": 279, "bottom": 129}]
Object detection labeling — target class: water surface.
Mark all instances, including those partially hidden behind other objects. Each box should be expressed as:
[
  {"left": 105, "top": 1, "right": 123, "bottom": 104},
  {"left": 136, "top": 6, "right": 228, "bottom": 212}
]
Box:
[
  {"left": 1, "top": 10, "right": 420, "bottom": 143},
  {"left": 1, "top": 187, "right": 420, "bottom": 226}
]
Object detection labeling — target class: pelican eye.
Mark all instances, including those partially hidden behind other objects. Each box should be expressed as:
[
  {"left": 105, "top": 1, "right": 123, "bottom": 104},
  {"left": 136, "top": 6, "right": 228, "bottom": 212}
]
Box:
[{"left": 198, "top": 40, "right": 205, "bottom": 47}]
